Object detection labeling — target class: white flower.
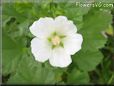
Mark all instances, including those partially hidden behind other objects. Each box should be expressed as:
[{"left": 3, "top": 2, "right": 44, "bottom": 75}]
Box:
[{"left": 30, "top": 16, "right": 83, "bottom": 68}]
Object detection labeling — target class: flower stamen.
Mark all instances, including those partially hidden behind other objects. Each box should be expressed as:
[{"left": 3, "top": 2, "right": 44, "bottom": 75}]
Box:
[{"left": 51, "top": 35, "right": 61, "bottom": 46}]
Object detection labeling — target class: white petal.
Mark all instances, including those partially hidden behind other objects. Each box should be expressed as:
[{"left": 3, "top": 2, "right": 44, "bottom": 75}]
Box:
[
  {"left": 54, "top": 16, "right": 77, "bottom": 36},
  {"left": 29, "top": 17, "right": 55, "bottom": 39},
  {"left": 31, "top": 38, "right": 52, "bottom": 62},
  {"left": 55, "top": 16, "right": 67, "bottom": 22},
  {"left": 63, "top": 33, "right": 83, "bottom": 55},
  {"left": 49, "top": 47, "right": 72, "bottom": 68}
]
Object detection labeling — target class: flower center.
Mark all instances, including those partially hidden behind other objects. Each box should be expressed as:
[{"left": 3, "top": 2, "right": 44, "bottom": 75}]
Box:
[{"left": 51, "top": 35, "right": 61, "bottom": 46}]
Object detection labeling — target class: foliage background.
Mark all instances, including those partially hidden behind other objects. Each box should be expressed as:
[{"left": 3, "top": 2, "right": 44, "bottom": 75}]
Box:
[{"left": 2, "top": 0, "right": 114, "bottom": 85}]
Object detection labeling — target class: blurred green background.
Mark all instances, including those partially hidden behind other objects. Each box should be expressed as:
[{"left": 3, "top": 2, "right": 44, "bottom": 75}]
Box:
[{"left": 2, "top": 0, "right": 114, "bottom": 85}]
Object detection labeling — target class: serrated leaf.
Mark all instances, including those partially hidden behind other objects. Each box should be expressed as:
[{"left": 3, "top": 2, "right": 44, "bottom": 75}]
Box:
[
  {"left": 2, "top": 32, "right": 23, "bottom": 75},
  {"left": 64, "top": 3, "right": 91, "bottom": 29},
  {"left": 2, "top": 3, "right": 30, "bottom": 22},
  {"left": 7, "top": 52, "right": 56, "bottom": 84},
  {"left": 73, "top": 8, "right": 112, "bottom": 71},
  {"left": 67, "top": 69, "right": 89, "bottom": 84}
]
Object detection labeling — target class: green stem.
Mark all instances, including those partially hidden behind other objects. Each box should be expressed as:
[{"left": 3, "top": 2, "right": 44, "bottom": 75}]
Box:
[{"left": 108, "top": 74, "right": 114, "bottom": 84}]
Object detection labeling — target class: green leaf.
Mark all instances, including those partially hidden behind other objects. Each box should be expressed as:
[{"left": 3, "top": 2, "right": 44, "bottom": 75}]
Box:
[
  {"left": 73, "top": 8, "right": 112, "bottom": 71},
  {"left": 2, "top": 32, "right": 23, "bottom": 75},
  {"left": 7, "top": 52, "right": 56, "bottom": 84},
  {"left": 64, "top": 3, "right": 91, "bottom": 29},
  {"left": 2, "top": 3, "right": 32, "bottom": 23},
  {"left": 67, "top": 69, "right": 89, "bottom": 84}
]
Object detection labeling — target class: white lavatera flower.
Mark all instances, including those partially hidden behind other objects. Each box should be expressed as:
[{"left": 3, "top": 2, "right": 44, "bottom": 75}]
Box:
[{"left": 30, "top": 16, "right": 83, "bottom": 68}]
